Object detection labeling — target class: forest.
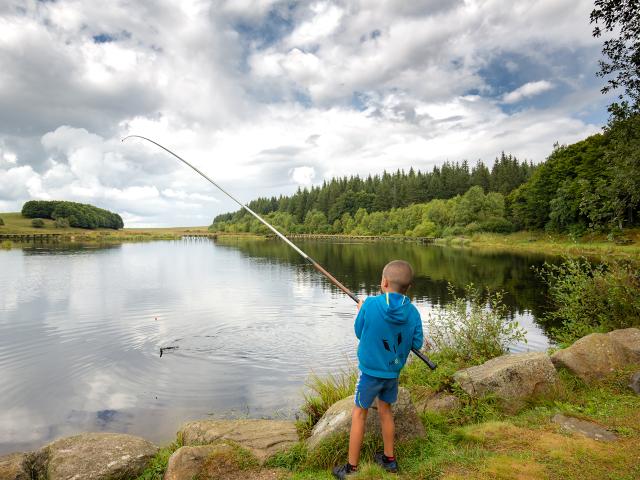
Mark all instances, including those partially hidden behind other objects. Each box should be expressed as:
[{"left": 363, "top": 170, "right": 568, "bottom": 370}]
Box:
[
  {"left": 210, "top": 113, "right": 640, "bottom": 238},
  {"left": 21, "top": 200, "right": 124, "bottom": 230}
]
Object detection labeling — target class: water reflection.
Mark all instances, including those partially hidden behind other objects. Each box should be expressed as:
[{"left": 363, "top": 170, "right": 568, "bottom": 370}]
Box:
[{"left": 0, "top": 239, "right": 558, "bottom": 454}]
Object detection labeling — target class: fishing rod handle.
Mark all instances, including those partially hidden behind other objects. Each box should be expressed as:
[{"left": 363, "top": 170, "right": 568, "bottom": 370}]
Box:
[{"left": 411, "top": 347, "right": 437, "bottom": 370}]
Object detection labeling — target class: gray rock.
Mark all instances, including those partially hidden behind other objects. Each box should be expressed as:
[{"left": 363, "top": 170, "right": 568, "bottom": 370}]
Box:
[
  {"left": 163, "top": 444, "right": 233, "bottom": 480},
  {"left": 306, "top": 387, "right": 424, "bottom": 450},
  {"left": 552, "top": 414, "right": 618, "bottom": 442},
  {"left": 0, "top": 452, "right": 29, "bottom": 480},
  {"left": 453, "top": 352, "right": 559, "bottom": 407},
  {"left": 607, "top": 328, "right": 640, "bottom": 363},
  {"left": 415, "top": 392, "right": 461, "bottom": 414},
  {"left": 551, "top": 329, "right": 640, "bottom": 382},
  {"left": 630, "top": 372, "right": 640, "bottom": 394},
  {"left": 179, "top": 419, "right": 298, "bottom": 463},
  {"left": 37, "top": 432, "right": 158, "bottom": 480}
]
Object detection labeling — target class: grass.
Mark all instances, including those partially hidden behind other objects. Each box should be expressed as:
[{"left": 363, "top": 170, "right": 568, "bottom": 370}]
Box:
[{"left": 464, "top": 230, "right": 640, "bottom": 260}]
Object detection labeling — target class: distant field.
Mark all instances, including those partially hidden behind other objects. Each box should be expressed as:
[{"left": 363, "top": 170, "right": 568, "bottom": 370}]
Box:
[{"left": 0, "top": 212, "right": 209, "bottom": 237}]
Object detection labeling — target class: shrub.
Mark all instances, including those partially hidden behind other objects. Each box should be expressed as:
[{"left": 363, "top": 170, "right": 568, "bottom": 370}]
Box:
[
  {"left": 537, "top": 257, "right": 640, "bottom": 345},
  {"left": 0, "top": 217, "right": 4, "bottom": 226},
  {"left": 31, "top": 218, "right": 45, "bottom": 228},
  {"left": 426, "top": 284, "right": 527, "bottom": 364},
  {"left": 54, "top": 217, "right": 70, "bottom": 229},
  {"left": 296, "top": 369, "right": 358, "bottom": 438}
]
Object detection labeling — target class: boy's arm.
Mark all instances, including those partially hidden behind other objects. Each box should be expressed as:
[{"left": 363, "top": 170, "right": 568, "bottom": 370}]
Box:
[
  {"left": 354, "top": 299, "right": 367, "bottom": 340},
  {"left": 411, "top": 311, "right": 424, "bottom": 350}
]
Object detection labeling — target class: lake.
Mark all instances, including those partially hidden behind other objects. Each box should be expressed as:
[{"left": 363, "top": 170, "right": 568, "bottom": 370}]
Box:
[{"left": 0, "top": 238, "right": 556, "bottom": 454}]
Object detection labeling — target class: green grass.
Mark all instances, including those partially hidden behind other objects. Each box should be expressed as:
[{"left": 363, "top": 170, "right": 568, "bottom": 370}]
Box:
[{"left": 135, "top": 439, "right": 183, "bottom": 480}]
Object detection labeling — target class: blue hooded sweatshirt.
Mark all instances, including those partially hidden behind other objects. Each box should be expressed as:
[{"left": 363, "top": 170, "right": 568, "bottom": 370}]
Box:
[{"left": 354, "top": 292, "right": 424, "bottom": 379}]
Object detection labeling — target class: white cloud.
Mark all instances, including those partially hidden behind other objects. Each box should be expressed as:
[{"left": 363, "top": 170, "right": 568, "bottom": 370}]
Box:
[
  {"left": 291, "top": 166, "right": 316, "bottom": 186},
  {"left": 503, "top": 81, "right": 555, "bottom": 104}
]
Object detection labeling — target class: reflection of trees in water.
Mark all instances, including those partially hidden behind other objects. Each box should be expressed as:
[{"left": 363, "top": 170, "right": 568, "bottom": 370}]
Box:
[{"left": 214, "top": 238, "right": 558, "bottom": 322}]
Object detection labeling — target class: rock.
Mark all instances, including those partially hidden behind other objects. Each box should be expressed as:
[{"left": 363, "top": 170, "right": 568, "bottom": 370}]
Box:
[
  {"left": 179, "top": 419, "right": 298, "bottom": 463},
  {"left": 306, "top": 387, "right": 424, "bottom": 450},
  {"left": 630, "top": 372, "right": 640, "bottom": 394},
  {"left": 552, "top": 414, "right": 618, "bottom": 442},
  {"left": 164, "top": 444, "right": 234, "bottom": 480},
  {"left": 453, "top": 352, "right": 559, "bottom": 407},
  {"left": 551, "top": 329, "right": 640, "bottom": 382},
  {"left": 37, "top": 432, "right": 158, "bottom": 480},
  {"left": 0, "top": 452, "right": 29, "bottom": 480},
  {"left": 415, "top": 392, "right": 461, "bottom": 414},
  {"left": 607, "top": 328, "right": 640, "bottom": 363}
]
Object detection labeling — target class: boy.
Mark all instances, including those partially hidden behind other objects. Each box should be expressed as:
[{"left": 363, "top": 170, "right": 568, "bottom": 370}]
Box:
[{"left": 333, "top": 260, "right": 424, "bottom": 478}]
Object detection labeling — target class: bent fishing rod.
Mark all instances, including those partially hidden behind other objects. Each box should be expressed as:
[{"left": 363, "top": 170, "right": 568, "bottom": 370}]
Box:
[{"left": 122, "top": 135, "right": 437, "bottom": 370}]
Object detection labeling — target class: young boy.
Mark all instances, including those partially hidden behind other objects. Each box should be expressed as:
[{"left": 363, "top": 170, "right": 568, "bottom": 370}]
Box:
[{"left": 333, "top": 260, "right": 424, "bottom": 478}]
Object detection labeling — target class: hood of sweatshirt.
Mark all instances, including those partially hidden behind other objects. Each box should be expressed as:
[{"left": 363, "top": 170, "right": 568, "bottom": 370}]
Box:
[{"left": 372, "top": 292, "right": 412, "bottom": 325}]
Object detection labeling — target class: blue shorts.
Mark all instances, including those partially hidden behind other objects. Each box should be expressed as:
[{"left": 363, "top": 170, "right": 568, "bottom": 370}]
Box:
[{"left": 354, "top": 372, "right": 399, "bottom": 409}]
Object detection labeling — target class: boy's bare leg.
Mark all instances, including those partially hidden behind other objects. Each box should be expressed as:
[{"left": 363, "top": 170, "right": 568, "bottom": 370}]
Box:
[
  {"left": 348, "top": 406, "right": 368, "bottom": 466},
  {"left": 377, "top": 399, "right": 395, "bottom": 457}
]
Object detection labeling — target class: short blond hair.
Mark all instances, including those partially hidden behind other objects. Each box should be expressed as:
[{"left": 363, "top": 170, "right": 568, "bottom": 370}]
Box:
[{"left": 382, "top": 260, "right": 414, "bottom": 293}]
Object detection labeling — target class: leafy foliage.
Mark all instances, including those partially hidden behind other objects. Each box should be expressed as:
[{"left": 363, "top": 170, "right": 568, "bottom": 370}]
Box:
[
  {"left": 426, "top": 284, "right": 527, "bottom": 364},
  {"left": 537, "top": 257, "right": 640, "bottom": 345},
  {"left": 0, "top": 217, "right": 3, "bottom": 226},
  {"left": 591, "top": 0, "right": 640, "bottom": 111},
  {"left": 22, "top": 200, "right": 124, "bottom": 230},
  {"left": 31, "top": 218, "right": 45, "bottom": 228}
]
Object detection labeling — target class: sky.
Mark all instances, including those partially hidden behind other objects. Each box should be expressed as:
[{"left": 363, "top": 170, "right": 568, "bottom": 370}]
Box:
[{"left": 0, "top": 0, "right": 614, "bottom": 227}]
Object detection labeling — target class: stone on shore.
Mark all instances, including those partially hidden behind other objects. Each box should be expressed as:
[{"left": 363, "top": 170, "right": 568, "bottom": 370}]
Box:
[
  {"left": 415, "top": 392, "right": 461, "bottom": 414},
  {"left": 38, "top": 432, "right": 158, "bottom": 480},
  {"left": 551, "top": 414, "right": 618, "bottom": 442},
  {"left": 179, "top": 419, "right": 298, "bottom": 463},
  {"left": 453, "top": 352, "right": 559, "bottom": 407},
  {"left": 0, "top": 452, "right": 29, "bottom": 480},
  {"left": 306, "top": 387, "right": 424, "bottom": 450},
  {"left": 164, "top": 444, "right": 235, "bottom": 480},
  {"left": 551, "top": 328, "right": 640, "bottom": 382}
]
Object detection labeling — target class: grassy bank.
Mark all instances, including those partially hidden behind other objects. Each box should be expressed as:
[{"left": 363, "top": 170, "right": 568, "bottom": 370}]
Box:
[
  {"left": 452, "top": 230, "right": 640, "bottom": 260},
  {"left": 0, "top": 212, "right": 211, "bottom": 242}
]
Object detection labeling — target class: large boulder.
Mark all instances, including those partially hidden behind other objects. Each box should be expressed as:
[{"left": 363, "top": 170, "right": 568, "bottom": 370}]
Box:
[
  {"left": 179, "top": 419, "right": 298, "bottom": 463},
  {"left": 0, "top": 452, "right": 29, "bottom": 480},
  {"left": 551, "top": 328, "right": 640, "bottom": 382},
  {"left": 453, "top": 352, "right": 559, "bottom": 407},
  {"left": 306, "top": 387, "right": 424, "bottom": 450},
  {"left": 630, "top": 371, "right": 640, "bottom": 394},
  {"left": 35, "top": 432, "right": 158, "bottom": 480}
]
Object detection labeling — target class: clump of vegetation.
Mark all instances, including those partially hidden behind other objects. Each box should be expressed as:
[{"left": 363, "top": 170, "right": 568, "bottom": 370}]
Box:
[
  {"left": 426, "top": 284, "right": 527, "bottom": 364},
  {"left": 135, "top": 439, "right": 182, "bottom": 480},
  {"left": 296, "top": 369, "right": 358, "bottom": 438},
  {"left": 31, "top": 218, "right": 45, "bottom": 228},
  {"left": 537, "top": 257, "right": 640, "bottom": 345},
  {"left": 54, "top": 217, "right": 70, "bottom": 229},
  {"left": 22, "top": 200, "right": 124, "bottom": 229},
  {"left": 1, "top": 240, "right": 12, "bottom": 249},
  {"left": 0, "top": 216, "right": 4, "bottom": 226}
]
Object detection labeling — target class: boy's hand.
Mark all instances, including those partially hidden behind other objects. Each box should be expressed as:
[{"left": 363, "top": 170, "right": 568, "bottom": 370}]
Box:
[{"left": 357, "top": 299, "right": 364, "bottom": 310}]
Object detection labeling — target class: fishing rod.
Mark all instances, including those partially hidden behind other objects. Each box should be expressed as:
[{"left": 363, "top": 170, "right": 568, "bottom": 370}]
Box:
[{"left": 122, "top": 135, "right": 436, "bottom": 370}]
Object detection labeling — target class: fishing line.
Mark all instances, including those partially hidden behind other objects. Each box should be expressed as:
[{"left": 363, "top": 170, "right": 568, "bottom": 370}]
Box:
[{"left": 122, "top": 135, "right": 436, "bottom": 370}]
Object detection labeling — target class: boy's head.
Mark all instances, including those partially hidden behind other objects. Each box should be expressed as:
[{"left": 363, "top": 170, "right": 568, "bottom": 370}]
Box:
[{"left": 381, "top": 260, "right": 414, "bottom": 294}]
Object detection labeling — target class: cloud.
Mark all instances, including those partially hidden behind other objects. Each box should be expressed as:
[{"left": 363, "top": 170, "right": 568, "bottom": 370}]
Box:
[
  {"left": 0, "top": 0, "right": 615, "bottom": 226},
  {"left": 503, "top": 80, "right": 555, "bottom": 104},
  {"left": 291, "top": 166, "right": 316, "bottom": 186}
]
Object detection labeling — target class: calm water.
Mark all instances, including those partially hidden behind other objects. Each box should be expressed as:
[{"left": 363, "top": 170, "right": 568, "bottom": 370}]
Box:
[{"left": 0, "top": 238, "right": 556, "bottom": 454}]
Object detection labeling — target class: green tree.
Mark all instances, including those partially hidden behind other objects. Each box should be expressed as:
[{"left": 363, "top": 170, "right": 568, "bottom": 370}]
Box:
[{"left": 591, "top": 0, "right": 640, "bottom": 111}]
